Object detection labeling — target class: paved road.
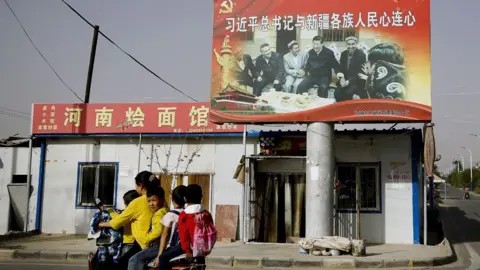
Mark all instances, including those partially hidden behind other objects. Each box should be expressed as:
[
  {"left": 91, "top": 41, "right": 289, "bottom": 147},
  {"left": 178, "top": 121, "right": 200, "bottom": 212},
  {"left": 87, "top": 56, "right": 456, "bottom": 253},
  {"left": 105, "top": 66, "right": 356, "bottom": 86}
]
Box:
[
  {"left": 0, "top": 260, "right": 85, "bottom": 270},
  {"left": 0, "top": 260, "right": 455, "bottom": 270},
  {"left": 438, "top": 183, "right": 480, "bottom": 270}
]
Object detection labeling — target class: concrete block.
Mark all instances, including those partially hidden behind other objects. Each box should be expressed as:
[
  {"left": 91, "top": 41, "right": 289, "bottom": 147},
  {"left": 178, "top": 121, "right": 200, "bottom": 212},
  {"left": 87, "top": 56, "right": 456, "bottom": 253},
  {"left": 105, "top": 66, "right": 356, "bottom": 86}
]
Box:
[
  {"left": 432, "top": 255, "right": 455, "bottom": 266},
  {"left": 410, "top": 258, "right": 434, "bottom": 267},
  {"left": 67, "top": 251, "right": 90, "bottom": 261},
  {"left": 354, "top": 259, "right": 385, "bottom": 268},
  {"left": 323, "top": 258, "right": 355, "bottom": 268},
  {"left": 207, "top": 256, "right": 233, "bottom": 267},
  {"left": 262, "top": 257, "right": 294, "bottom": 268},
  {"left": 293, "top": 258, "right": 324, "bottom": 268},
  {"left": 233, "top": 256, "right": 263, "bottom": 268},
  {"left": 13, "top": 250, "right": 41, "bottom": 259},
  {"left": 0, "top": 250, "right": 14, "bottom": 260},
  {"left": 40, "top": 250, "right": 67, "bottom": 260},
  {"left": 383, "top": 258, "right": 410, "bottom": 268}
]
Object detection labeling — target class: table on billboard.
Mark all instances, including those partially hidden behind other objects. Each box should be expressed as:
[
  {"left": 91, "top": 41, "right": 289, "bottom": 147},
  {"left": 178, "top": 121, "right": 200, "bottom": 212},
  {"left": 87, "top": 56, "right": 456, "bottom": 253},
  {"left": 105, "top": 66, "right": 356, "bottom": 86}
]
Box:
[{"left": 209, "top": 0, "right": 431, "bottom": 123}]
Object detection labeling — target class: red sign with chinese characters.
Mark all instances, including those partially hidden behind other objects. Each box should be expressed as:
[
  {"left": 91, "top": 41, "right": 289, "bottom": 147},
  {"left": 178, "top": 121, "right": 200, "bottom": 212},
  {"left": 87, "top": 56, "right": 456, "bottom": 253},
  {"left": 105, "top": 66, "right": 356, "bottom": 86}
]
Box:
[{"left": 31, "top": 102, "right": 243, "bottom": 134}]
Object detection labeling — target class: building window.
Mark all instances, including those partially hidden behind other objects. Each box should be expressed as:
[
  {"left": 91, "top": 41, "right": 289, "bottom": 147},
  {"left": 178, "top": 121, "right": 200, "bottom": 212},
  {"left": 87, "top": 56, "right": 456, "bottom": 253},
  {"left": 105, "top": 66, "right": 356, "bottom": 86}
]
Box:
[
  {"left": 319, "top": 28, "right": 358, "bottom": 43},
  {"left": 11, "top": 174, "right": 29, "bottom": 184},
  {"left": 336, "top": 163, "right": 380, "bottom": 212},
  {"left": 76, "top": 163, "right": 118, "bottom": 208}
]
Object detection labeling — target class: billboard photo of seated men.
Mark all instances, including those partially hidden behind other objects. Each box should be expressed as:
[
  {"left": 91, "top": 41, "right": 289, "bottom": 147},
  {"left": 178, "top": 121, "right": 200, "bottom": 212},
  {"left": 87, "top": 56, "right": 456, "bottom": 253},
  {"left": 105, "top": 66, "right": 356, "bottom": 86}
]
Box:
[{"left": 209, "top": 0, "right": 431, "bottom": 123}]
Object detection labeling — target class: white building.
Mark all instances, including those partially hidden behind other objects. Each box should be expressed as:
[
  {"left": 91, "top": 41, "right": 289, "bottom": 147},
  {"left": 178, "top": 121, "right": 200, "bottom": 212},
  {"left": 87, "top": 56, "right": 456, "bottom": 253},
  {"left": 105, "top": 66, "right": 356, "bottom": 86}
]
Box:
[
  {"left": 1, "top": 128, "right": 424, "bottom": 245},
  {"left": 0, "top": 137, "right": 41, "bottom": 235}
]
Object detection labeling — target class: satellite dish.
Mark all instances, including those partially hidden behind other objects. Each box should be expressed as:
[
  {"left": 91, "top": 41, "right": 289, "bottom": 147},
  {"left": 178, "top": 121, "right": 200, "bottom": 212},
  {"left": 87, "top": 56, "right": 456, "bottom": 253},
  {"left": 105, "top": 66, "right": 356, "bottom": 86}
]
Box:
[{"left": 435, "top": 154, "right": 442, "bottom": 161}]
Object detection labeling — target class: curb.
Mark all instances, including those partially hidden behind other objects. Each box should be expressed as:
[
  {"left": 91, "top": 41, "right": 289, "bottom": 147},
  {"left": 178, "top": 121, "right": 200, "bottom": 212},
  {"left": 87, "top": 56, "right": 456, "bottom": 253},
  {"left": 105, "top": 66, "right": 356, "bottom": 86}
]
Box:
[
  {"left": 0, "top": 250, "right": 91, "bottom": 261},
  {"left": 207, "top": 248, "right": 456, "bottom": 268},
  {"left": 0, "top": 247, "right": 455, "bottom": 268}
]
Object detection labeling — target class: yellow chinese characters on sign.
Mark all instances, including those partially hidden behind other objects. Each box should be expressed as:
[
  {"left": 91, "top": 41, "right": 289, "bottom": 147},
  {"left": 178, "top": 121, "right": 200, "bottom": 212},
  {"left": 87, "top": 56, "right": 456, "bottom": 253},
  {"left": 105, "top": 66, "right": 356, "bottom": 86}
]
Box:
[
  {"left": 95, "top": 107, "right": 114, "bottom": 127},
  {"left": 189, "top": 105, "right": 210, "bottom": 127},
  {"left": 64, "top": 108, "right": 83, "bottom": 127},
  {"left": 39, "top": 105, "right": 58, "bottom": 131},
  {"left": 126, "top": 107, "right": 145, "bottom": 127},
  {"left": 158, "top": 107, "right": 176, "bottom": 127}
]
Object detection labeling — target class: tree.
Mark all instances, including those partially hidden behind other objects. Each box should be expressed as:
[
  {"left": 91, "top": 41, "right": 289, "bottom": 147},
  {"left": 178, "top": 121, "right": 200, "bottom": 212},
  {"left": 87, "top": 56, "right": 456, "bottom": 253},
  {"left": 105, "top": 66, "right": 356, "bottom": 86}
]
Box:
[
  {"left": 433, "top": 163, "right": 441, "bottom": 176},
  {"left": 452, "top": 159, "right": 463, "bottom": 171}
]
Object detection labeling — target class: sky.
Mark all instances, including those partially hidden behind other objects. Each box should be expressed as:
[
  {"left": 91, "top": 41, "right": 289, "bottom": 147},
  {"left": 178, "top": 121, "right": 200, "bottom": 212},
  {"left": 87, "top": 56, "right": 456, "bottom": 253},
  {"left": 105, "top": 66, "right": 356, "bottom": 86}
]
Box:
[{"left": 0, "top": 0, "right": 478, "bottom": 172}]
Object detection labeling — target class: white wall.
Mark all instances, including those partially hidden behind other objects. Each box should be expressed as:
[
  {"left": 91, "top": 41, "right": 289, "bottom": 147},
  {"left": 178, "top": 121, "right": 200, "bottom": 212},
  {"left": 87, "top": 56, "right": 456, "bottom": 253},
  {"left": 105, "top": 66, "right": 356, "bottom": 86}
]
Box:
[
  {"left": 40, "top": 136, "right": 258, "bottom": 236},
  {"left": 33, "top": 132, "right": 417, "bottom": 244},
  {"left": 0, "top": 147, "right": 41, "bottom": 234},
  {"left": 335, "top": 133, "right": 414, "bottom": 244},
  {"left": 252, "top": 133, "right": 415, "bottom": 244}
]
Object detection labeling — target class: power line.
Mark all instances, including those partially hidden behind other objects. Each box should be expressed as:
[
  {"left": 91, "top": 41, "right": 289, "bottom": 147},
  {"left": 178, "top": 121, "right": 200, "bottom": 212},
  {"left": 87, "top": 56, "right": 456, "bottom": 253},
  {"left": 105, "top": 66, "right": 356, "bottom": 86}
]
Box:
[
  {"left": 0, "top": 106, "right": 30, "bottom": 116},
  {"left": 0, "top": 110, "right": 30, "bottom": 121},
  {"left": 433, "top": 92, "right": 480, "bottom": 96},
  {"left": 60, "top": 0, "right": 199, "bottom": 102},
  {"left": 3, "top": 0, "right": 84, "bottom": 102}
]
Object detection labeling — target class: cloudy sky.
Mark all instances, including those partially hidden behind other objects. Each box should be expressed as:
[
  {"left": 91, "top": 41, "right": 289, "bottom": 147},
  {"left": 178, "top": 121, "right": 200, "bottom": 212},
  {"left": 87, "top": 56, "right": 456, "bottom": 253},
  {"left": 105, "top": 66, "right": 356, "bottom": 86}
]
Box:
[{"left": 0, "top": 0, "right": 478, "bottom": 172}]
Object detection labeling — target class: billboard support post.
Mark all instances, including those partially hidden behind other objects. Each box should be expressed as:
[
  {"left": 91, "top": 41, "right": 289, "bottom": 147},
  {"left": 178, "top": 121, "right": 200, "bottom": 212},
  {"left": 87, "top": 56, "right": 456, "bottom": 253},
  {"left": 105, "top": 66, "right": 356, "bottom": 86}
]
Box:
[{"left": 306, "top": 122, "right": 334, "bottom": 238}]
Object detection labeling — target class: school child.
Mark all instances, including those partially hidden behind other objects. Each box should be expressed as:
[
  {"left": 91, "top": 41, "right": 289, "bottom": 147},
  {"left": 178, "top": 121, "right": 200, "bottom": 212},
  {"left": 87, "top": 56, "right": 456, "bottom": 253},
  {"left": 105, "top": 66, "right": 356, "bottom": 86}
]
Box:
[
  {"left": 151, "top": 185, "right": 187, "bottom": 268},
  {"left": 110, "top": 190, "right": 140, "bottom": 262},
  {"left": 128, "top": 185, "right": 169, "bottom": 270},
  {"left": 88, "top": 198, "right": 122, "bottom": 270},
  {"left": 159, "top": 184, "right": 217, "bottom": 270}
]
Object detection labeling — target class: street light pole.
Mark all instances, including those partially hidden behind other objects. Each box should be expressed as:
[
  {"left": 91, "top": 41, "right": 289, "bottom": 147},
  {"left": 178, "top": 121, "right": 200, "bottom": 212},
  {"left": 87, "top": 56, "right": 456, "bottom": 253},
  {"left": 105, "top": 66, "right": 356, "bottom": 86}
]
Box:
[
  {"left": 461, "top": 147, "right": 473, "bottom": 191},
  {"left": 457, "top": 153, "right": 465, "bottom": 172}
]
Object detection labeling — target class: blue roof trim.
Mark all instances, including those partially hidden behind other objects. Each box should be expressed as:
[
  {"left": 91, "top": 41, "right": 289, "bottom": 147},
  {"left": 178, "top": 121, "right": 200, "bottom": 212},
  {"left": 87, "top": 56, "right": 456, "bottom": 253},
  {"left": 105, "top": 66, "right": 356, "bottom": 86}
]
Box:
[
  {"left": 34, "top": 132, "right": 261, "bottom": 138},
  {"left": 33, "top": 128, "right": 419, "bottom": 138},
  {"left": 259, "top": 128, "right": 420, "bottom": 137}
]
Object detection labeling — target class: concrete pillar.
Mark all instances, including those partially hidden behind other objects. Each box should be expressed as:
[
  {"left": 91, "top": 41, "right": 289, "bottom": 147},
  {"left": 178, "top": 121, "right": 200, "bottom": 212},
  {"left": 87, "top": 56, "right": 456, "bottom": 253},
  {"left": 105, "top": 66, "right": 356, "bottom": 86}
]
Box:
[{"left": 306, "top": 122, "right": 334, "bottom": 238}]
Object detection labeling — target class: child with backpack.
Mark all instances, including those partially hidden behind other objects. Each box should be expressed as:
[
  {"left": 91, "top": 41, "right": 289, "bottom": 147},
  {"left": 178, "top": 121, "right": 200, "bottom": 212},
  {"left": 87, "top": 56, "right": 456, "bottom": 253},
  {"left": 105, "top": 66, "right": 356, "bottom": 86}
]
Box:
[
  {"left": 151, "top": 185, "right": 187, "bottom": 269},
  {"left": 169, "top": 184, "right": 217, "bottom": 269}
]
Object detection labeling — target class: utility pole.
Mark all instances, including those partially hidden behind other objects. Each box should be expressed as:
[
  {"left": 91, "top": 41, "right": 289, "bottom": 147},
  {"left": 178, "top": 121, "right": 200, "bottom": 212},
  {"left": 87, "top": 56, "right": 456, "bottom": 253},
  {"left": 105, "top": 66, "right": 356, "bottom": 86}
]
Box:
[
  {"left": 84, "top": 25, "right": 100, "bottom": 103},
  {"left": 461, "top": 147, "right": 473, "bottom": 191}
]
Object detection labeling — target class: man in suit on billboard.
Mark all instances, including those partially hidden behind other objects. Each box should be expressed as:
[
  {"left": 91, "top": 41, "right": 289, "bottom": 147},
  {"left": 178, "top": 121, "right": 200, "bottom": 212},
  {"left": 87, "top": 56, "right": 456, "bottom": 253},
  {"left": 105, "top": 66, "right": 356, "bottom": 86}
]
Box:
[
  {"left": 253, "top": 43, "right": 285, "bottom": 97},
  {"left": 335, "top": 36, "right": 367, "bottom": 102},
  {"left": 297, "top": 36, "right": 340, "bottom": 98}
]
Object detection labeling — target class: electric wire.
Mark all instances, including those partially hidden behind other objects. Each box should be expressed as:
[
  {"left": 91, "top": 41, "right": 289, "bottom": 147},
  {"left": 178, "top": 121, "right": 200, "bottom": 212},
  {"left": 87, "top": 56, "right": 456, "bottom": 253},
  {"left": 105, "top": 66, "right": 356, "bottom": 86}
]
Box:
[
  {"left": 0, "top": 106, "right": 30, "bottom": 116},
  {"left": 0, "top": 110, "right": 30, "bottom": 120},
  {"left": 60, "top": 0, "right": 199, "bottom": 102},
  {"left": 3, "top": 0, "right": 84, "bottom": 102}
]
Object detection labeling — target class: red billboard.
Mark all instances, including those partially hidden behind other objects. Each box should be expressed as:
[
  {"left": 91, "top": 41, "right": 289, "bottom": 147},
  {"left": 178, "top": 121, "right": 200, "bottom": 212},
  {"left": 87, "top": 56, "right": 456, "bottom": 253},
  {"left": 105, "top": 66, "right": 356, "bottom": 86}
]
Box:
[
  {"left": 31, "top": 102, "right": 243, "bottom": 134},
  {"left": 210, "top": 0, "right": 431, "bottom": 123}
]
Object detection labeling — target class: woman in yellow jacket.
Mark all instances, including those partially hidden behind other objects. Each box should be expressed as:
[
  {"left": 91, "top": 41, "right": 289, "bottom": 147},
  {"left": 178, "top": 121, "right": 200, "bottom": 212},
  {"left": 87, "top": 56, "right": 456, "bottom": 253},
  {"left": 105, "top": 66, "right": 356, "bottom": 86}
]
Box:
[{"left": 99, "top": 171, "right": 159, "bottom": 269}]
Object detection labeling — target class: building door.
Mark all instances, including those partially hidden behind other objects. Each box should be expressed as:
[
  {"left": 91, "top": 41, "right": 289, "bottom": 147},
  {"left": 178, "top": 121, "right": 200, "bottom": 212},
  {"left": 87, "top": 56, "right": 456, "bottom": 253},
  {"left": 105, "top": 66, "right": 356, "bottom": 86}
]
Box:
[
  {"left": 188, "top": 174, "right": 211, "bottom": 211},
  {"left": 156, "top": 174, "right": 182, "bottom": 208}
]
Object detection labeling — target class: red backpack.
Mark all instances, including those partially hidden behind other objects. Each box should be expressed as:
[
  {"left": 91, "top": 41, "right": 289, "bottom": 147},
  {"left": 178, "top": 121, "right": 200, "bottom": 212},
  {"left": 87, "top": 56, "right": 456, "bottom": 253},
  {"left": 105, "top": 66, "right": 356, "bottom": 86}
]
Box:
[{"left": 191, "top": 211, "right": 217, "bottom": 257}]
